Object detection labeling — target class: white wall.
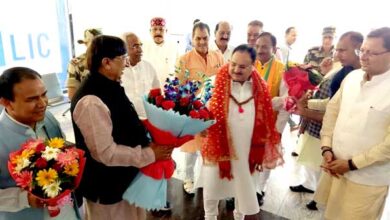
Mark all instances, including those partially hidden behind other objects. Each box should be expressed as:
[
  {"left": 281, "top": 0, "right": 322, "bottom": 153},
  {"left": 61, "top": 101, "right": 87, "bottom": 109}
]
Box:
[{"left": 69, "top": 0, "right": 390, "bottom": 62}]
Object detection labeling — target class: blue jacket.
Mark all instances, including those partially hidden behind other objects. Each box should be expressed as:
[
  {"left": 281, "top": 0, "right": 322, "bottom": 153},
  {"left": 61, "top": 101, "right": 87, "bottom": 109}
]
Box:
[{"left": 0, "top": 109, "right": 77, "bottom": 220}]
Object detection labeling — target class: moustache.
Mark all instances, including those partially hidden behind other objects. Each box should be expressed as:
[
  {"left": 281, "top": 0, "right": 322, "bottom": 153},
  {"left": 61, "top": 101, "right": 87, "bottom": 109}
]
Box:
[
  {"left": 220, "top": 38, "right": 229, "bottom": 41},
  {"left": 154, "top": 35, "right": 163, "bottom": 38}
]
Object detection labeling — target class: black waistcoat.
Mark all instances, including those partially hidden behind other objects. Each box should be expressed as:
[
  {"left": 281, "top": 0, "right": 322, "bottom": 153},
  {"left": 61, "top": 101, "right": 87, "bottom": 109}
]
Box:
[{"left": 71, "top": 72, "right": 149, "bottom": 204}]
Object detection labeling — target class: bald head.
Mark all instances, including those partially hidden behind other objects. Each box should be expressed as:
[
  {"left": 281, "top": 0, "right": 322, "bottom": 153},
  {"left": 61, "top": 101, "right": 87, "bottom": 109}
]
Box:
[{"left": 123, "top": 32, "right": 142, "bottom": 66}]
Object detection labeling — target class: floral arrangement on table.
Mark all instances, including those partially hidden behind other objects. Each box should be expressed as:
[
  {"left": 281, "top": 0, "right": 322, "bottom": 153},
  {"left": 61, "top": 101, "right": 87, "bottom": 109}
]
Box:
[
  {"left": 122, "top": 69, "right": 216, "bottom": 210},
  {"left": 8, "top": 138, "right": 85, "bottom": 217},
  {"left": 283, "top": 61, "right": 323, "bottom": 112}
]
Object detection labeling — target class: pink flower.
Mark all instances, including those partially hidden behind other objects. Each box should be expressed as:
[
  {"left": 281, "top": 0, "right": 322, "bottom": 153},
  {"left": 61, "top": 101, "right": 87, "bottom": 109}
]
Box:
[
  {"left": 15, "top": 171, "right": 33, "bottom": 190},
  {"left": 21, "top": 139, "right": 44, "bottom": 151},
  {"left": 57, "top": 148, "right": 78, "bottom": 167},
  {"left": 284, "top": 96, "right": 297, "bottom": 113},
  {"left": 56, "top": 194, "right": 73, "bottom": 207}
]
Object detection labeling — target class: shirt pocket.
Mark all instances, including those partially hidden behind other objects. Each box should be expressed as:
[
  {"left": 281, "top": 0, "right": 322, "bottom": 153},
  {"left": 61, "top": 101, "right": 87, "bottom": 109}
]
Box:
[{"left": 364, "top": 107, "right": 390, "bottom": 135}]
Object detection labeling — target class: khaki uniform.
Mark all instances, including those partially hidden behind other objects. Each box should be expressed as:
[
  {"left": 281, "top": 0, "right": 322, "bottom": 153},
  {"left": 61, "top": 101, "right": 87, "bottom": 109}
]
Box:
[
  {"left": 303, "top": 46, "right": 334, "bottom": 72},
  {"left": 66, "top": 53, "right": 89, "bottom": 89}
]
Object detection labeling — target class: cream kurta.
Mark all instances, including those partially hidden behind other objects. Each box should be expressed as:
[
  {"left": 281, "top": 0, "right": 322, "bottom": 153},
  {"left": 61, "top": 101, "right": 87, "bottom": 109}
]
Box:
[
  {"left": 200, "top": 80, "right": 259, "bottom": 215},
  {"left": 316, "top": 68, "right": 390, "bottom": 220}
]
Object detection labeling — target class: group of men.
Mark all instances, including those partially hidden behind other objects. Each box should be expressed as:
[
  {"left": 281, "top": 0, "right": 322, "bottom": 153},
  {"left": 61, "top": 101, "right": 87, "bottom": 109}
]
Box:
[{"left": 1, "top": 15, "right": 390, "bottom": 220}]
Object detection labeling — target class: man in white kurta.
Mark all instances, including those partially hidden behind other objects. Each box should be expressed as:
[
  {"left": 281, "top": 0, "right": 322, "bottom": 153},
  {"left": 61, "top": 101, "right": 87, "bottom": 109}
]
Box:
[
  {"left": 122, "top": 33, "right": 160, "bottom": 118},
  {"left": 142, "top": 17, "right": 179, "bottom": 88},
  {"left": 201, "top": 45, "right": 282, "bottom": 220},
  {"left": 209, "top": 21, "right": 234, "bottom": 62},
  {"left": 315, "top": 27, "right": 390, "bottom": 220}
]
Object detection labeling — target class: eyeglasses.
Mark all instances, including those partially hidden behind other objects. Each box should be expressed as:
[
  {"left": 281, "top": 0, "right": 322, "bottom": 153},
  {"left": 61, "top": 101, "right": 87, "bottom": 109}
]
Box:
[{"left": 355, "top": 49, "right": 390, "bottom": 57}]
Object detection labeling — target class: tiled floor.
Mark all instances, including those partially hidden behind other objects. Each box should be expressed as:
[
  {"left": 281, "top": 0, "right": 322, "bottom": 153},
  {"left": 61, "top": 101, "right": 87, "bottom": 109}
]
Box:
[{"left": 49, "top": 103, "right": 390, "bottom": 220}]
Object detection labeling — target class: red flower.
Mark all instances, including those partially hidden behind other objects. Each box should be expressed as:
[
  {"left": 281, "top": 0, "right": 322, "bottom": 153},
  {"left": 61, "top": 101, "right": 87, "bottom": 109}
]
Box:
[
  {"left": 198, "top": 109, "right": 210, "bottom": 120},
  {"left": 149, "top": 88, "right": 161, "bottom": 98},
  {"left": 179, "top": 97, "right": 190, "bottom": 107},
  {"left": 35, "top": 143, "right": 46, "bottom": 154},
  {"left": 155, "top": 95, "right": 164, "bottom": 107},
  {"left": 193, "top": 100, "right": 203, "bottom": 110},
  {"left": 162, "top": 100, "right": 175, "bottom": 110},
  {"left": 52, "top": 162, "right": 63, "bottom": 172},
  {"left": 189, "top": 110, "right": 200, "bottom": 119},
  {"left": 35, "top": 158, "right": 48, "bottom": 169}
]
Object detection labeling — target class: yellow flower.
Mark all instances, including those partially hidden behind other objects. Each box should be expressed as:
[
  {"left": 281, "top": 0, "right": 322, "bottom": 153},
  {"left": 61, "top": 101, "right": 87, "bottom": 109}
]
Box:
[
  {"left": 36, "top": 168, "right": 58, "bottom": 187},
  {"left": 21, "top": 149, "right": 35, "bottom": 159},
  {"left": 47, "top": 138, "right": 65, "bottom": 149},
  {"left": 64, "top": 163, "right": 79, "bottom": 176}
]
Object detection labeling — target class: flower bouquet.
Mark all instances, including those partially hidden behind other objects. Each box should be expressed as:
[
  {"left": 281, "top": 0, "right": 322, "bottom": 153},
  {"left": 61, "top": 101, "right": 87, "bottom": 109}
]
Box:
[
  {"left": 122, "top": 73, "right": 216, "bottom": 210},
  {"left": 283, "top": 62, "right": 323, "bottom": 112},
  {"left": 7, "top": 138, "right": 85, "bottom": 217}
]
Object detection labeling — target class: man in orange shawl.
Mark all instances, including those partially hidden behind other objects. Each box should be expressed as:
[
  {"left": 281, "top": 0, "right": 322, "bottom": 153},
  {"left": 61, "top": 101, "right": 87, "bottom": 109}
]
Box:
[
  {"left": 253, "top": 32, "right": 289, "bottom": 205},
  {"left": 200, "top": 44, "right": 282, "bottom": 220}
]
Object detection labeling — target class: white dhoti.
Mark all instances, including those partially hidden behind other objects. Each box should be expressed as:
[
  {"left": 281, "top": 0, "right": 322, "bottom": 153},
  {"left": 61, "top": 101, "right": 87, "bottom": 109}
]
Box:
[{"left": 200, "top": 85, "right": 259, "bottom": 219}]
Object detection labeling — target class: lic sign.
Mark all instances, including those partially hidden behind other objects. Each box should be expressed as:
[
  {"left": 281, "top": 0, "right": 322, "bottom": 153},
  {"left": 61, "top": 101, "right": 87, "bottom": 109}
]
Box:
[
  {"left": 0, "top": 0, "right": 71, "bottom": 87},
  {"left": 0, "top": 32, "right": 52, "bottom": 67}
]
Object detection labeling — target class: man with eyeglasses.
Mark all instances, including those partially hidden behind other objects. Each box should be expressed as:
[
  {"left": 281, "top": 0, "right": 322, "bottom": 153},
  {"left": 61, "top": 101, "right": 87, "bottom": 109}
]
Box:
[
  {"left": 121, "top": 32, "right": 160, "bottom": 119},
  {"left": 315, "top": 27, "right": 390, "bottom": 220},
  {"left": 210, "top": 21, "right": 234, "bottom": 62},
  {"left": 142, "top": 17, "right": 179, "bottom": 89},
  {"left": 247, "top": 20, "right": 263, "bottom": 48}
]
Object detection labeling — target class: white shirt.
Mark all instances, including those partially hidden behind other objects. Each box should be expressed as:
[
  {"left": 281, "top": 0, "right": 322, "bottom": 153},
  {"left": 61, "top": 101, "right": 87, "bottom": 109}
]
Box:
[
  {"left": 209, "top": 40, "right": 233, "bottom": 63},
  {"left": 121, "top": 60, "right": 160, "bottom": 118},
  {"left": 142, "top": 40, "right": 179, "bottom": 86},
  {"left": 279, "top": 43, "right": 292, "bottom": 64}
]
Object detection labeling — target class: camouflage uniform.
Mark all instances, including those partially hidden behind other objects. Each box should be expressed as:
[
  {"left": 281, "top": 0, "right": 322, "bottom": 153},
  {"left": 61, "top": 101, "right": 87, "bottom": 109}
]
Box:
[
  {"left": 303, "top": 46, "right": 334, "bottom": 72},
  {"left": 66, "top": 53, "right": 89, "bottom": 90}
]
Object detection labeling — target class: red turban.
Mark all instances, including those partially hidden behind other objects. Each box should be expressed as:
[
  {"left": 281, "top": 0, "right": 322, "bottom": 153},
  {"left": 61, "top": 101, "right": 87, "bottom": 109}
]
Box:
[{"left": 150, "top": 17, "right": 166, "bottom": 27}]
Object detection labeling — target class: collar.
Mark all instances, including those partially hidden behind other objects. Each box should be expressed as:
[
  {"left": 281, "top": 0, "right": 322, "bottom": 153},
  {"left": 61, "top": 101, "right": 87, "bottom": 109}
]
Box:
[
  {"left": 192, "top": 48, "right": 209, "bottom": 59},
  {"left": 0, "top": 109, "right": 45, "bottom": 136},
  {"left": 362, "top": 68, "right": 390, "bottom": 86},
  {"left": 257, "top": 55, "right": 275, "bottom": 67}
]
